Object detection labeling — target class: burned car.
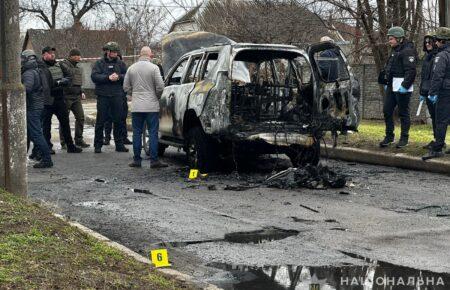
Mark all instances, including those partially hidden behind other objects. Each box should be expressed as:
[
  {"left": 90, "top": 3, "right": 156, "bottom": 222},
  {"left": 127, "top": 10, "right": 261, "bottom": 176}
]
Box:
[{"left": 157, "top": 32, "right": 360, "bottom": 172}]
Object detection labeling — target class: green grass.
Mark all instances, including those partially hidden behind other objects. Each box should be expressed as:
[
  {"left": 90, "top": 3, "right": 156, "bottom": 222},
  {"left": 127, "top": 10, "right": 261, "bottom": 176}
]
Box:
[
  {"left": 0, "top": 189, "right": 196, "bottom": 289},
  {"left": 327, "top": 120, "right": 450, "bottom": 159}
]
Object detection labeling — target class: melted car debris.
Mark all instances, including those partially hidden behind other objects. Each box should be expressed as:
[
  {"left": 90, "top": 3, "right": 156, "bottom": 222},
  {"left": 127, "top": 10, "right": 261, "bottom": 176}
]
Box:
[{"left": 264, "top": 164, "right": 347, "bottom": 189}]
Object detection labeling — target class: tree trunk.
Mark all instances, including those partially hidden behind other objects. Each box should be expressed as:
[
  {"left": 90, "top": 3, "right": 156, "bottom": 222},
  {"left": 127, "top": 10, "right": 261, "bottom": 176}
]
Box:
[{"left": 0, "top": 0, "right": 27, "bottom": 195}]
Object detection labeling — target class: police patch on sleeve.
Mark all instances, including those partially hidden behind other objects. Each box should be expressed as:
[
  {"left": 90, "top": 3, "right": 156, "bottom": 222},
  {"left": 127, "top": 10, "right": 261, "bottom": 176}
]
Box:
[
  {"left": 435, "top": 57, "right": 440, "bottom": 63},
  {"left": 408, "top": 56, "right": 415, "bottom": 63}
]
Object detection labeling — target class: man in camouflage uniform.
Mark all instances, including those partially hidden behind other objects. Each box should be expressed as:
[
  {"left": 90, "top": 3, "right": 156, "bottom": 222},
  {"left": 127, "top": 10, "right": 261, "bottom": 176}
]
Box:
[{"left": 59, "top": 48, "right": 90, "bottom": 148}]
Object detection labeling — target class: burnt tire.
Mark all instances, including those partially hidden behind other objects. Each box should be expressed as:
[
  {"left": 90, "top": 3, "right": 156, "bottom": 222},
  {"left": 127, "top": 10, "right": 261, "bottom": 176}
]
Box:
[
  {"left": 186, "top": 126, "right": 217, "bottom": 173},
  {"left": 158, "top": 143, "right": 168, "bottom": 157},
  {"left": 142, "top": 122, "right": 166, "bottom": 157},
  {"left": 143, "top": 122, "right": 150, "bottom": 156},
  {"left": 287, "top": 140, "right": 320, "bottom": 167}
]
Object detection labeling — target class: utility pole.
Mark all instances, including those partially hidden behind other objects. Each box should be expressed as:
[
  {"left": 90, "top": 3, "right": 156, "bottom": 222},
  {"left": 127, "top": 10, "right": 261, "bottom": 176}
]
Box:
[
  {"left": 439, "top": 0, "right": 448, "bottom": 27},
  {"left": 0, "top": 0, "right": 27, "bottom": 195}
]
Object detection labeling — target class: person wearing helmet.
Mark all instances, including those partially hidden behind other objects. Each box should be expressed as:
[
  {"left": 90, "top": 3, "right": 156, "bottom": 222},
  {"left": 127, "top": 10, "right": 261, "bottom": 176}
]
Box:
[
  {"left": 21, "top": 50, "right": 53, "bottom": 168},
  {"left": 419, "top": 32, "right": 438, "bottom": 149},
  {"left": 91, "top": 41, "right": 128, "bottom": 153},
  {"left": 378, "top": 26, "right": 417, "bottom": 149},
  {"left": 422, "top": 27, "right": 450, "bottom": 160}
]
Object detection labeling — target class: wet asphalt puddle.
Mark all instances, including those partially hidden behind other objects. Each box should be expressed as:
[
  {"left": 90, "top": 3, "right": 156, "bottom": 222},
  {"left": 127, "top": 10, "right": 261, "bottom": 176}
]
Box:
[{"left": 206, "top": 258, "right": 450, "bottom": 290}]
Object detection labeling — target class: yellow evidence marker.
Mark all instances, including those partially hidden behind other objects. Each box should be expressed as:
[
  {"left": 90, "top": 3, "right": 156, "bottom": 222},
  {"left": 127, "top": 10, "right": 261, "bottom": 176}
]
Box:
[
  {"left": 150, "top": 249, "right": 171, "bottom": 267},
  {"left": 189, "top": 169, "right": 199, "bottom": 179}
]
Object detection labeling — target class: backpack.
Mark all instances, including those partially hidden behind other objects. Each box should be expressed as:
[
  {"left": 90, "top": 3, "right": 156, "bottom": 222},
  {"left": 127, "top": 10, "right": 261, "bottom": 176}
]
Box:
[{"left": 35, "top": 67, "right": 50, "bottom": 98}]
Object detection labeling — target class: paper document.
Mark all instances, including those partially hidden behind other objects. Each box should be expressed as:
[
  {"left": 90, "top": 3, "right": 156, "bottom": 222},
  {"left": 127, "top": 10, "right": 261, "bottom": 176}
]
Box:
[
  {"left": 393, "top": 77, "right": 413, "bottom": 92},
  {"left": 416, "top": 100, "right": 424, "bottom": 116}
]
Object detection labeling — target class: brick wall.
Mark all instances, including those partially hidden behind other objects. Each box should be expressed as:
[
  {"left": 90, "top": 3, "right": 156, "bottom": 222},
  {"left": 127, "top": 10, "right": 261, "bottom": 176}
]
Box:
[{"left": 352, "top": 62, "right": 429, "bottom": 123}]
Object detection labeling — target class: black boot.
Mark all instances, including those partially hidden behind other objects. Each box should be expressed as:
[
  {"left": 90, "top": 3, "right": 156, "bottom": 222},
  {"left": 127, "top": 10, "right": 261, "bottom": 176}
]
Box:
[
  {"left": 103, "top": 137, "right": 111, "bottom": 146},
  {"left": 116, "top": 146, "right": 129, "bottom": 152},
  {"left": 33, "top": 160, "right": 53, "bottom": 168},
  {"left": 396, "top": 138, "right": 409, "bottom": 148},
  {"left": 67, "top": 144, "right": 82, "bottom": 153},
  {"left": 379, "top": 136, "right": 394, "bottom": 148},
  {"left": 123, "top": 138, "right": 132, "bottom": 145},
  {"left": 422, "top": 150, "right": 444, "bottom": 161}
]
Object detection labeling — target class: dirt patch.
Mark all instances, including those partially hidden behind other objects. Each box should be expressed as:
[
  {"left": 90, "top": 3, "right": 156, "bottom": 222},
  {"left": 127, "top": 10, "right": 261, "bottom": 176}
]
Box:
[{"left": 0, "top": 189, "right": 196, "bottom": 289}]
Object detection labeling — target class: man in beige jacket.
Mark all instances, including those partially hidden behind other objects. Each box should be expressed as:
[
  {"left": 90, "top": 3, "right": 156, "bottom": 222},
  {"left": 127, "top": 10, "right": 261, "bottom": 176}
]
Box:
[{"left": 123, "top": 46, "right": 167, "bottom": 168}]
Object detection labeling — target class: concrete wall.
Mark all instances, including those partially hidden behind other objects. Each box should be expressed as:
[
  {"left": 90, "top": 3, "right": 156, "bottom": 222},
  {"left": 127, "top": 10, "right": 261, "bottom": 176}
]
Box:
[{"left": 352, "top": 62, "right": 429, "bottom": 122}]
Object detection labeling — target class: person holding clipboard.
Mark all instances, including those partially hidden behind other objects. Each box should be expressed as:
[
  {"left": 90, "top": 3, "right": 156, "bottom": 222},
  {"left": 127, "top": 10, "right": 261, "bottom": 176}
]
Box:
[{"left": 378, "top": 26, "right": 417, "bottom": 149}]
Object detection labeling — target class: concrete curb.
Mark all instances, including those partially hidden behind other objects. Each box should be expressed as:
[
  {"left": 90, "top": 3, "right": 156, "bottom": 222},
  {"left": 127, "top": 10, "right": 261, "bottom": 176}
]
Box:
[
  {"left": 86, "top": 112, "right": 449, "bottom": 175},
  {"left": 321, "top": 145, "right": 450, "bottom": 175},
  {"left": 53, "top": 214, "right": 222, "bottom": 290}
]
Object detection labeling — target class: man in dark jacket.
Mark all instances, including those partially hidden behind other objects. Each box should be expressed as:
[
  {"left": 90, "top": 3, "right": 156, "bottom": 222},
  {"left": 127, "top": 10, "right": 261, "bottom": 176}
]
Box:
[
  {"left": 59, "top": 48, "right": 90, "bottom": 148},
  {"left": 318, "top": 36, "right": 339, "bottom": 82},
  {"left": 91, "top": 42, "right": 128, "bottom": 153},
  {"left": 39, "top": 46, "right": 82, "bottom": 154},
  {"left": 422, "top": 27, "right": 450, "bottom": 160},
  {"left": 419, "top": 33, "right": 438, "bottom": 149},
  {"left": 378, "top": 26, "right": 417, "bottom": 149},
  {"left": 21, "top": 50, "right": 53, "bottom": 168}
]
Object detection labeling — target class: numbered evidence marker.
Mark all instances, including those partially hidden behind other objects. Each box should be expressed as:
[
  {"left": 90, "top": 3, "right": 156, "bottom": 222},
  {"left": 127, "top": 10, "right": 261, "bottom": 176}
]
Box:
[
  {"left": 188, "top": 169, "right": 208, "bottom": 180},
  {"left": 189, "top": 169, "right": 199, "bottom": 180},
  {"left": 150, "top": 249, "right": 171, "bottom": 267}
]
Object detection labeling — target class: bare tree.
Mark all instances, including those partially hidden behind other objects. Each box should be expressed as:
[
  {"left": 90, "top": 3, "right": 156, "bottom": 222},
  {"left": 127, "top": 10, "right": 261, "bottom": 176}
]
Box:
[
  {"left": 19, "top": 0, "right": 110, "bottom": 29},
  {"left": 306, "top": 0, "right": 425, "bottom": 75},
  {"left": 110, "top": 0, "right": 168, "bottom": 50},
  {"left": 20, "top": 0, "right": 59, "bottom": 29},
  {"left": 197, "top": 0, "right": 329, "bottom": 44}
]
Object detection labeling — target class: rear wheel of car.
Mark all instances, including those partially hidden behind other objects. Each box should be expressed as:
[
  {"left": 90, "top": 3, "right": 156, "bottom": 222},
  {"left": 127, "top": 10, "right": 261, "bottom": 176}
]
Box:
[
  {"left": 142, "top": 123, "right": 167, "bottom": 157},
  {"left": 287, "top": 140, "right": 320, "bottom": 167},
  {"left": 186, "top": 126, "right": 217, "bottom": 173}
]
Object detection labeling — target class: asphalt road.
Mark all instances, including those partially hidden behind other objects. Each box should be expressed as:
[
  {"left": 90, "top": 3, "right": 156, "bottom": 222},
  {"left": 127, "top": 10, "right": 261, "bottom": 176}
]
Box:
[{"left": 27, "top": 124, "right": 450, "bottom": 289}]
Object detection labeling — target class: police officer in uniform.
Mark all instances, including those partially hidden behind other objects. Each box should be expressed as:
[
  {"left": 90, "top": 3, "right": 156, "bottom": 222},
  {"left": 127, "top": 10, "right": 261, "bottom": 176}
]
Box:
[
  {"left": 378, "top": 26, "right": 417, "bottom": 148},
  {"left": 422, "top": 27, "right": 450, "bottom": 160},
  {"left": 59, "top": 48, "right": 90, "bottom": 148},
  {"left": 91, "top": 42, "right": 128, "bottom": 153},
  {"left": 39, "top": 46, "right": 82, "bottom": 154}
]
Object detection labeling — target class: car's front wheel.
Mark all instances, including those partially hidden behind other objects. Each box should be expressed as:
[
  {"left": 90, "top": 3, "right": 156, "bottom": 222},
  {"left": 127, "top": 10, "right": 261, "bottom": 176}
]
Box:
[{"left": 186, "top": 126, "right": 217, "bottom": 173}]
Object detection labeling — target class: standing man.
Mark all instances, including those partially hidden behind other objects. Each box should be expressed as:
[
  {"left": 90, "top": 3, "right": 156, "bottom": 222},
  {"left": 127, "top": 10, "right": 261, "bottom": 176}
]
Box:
[
  {"left": 59, "top": 48, "right": 90, "bottom": 148},
  {"left": 378, "top": 26, "right": 417, "bottom": 148},
  {"left": 422, "top": 27, "right": 450, "bottom": 160},
  {"left": 91, "top": 41, "right": 129, "bottom": 153},
  {"left": 419, "top": 33, "right": 438, "bottom": 149},
  {"left": 39, "top": 46, "right": 82, "bottom": 154},
  {"left": 21, "top": 50, "right": 53, "bottom": 168},
  {"left": 123, "top": 46, "right": 167, "bottom": 168}
]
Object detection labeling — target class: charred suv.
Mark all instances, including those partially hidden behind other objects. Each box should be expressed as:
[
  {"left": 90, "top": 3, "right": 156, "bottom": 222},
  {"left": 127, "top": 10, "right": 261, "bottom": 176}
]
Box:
[{"left": 158, "top": 32, "right": 360, "bottom": 172}]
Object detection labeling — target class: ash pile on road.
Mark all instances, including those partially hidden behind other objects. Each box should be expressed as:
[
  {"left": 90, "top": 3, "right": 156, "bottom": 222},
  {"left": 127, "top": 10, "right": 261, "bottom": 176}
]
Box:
[{"left": 264, "top": 164, "right": 347, "bottom": 189}]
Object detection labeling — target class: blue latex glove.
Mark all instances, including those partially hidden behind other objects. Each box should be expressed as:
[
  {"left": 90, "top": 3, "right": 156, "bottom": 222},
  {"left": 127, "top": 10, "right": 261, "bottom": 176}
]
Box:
[
  {"left": 428, "top": 95, "right": 438, "bottom": 104},
  {"left": 419, "top": 95, "right": 425, "bottom": 102},
  {"left": 398, "top": 86, "right": 409, "bottom": 93}
]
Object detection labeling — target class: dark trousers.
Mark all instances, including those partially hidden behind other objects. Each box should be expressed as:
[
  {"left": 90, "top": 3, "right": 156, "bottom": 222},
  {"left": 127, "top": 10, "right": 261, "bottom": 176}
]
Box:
[
  {"left": 426, "top": 98, "right": 437, "bottom": 136},
  {"left": 60, "top": 97, "right": 85, "bottom": 145},
  {"left": 94, "top": 95, "right": 124, "bottom": 149},
  {"left": 42, "top": 98, "right": 75, "bottom": 148},
  {"left": 383, "top": 90, "right": 411, "bottom": 139},
  {"left": 132, "top": 112, "right": 159, "bottom": 162},
  {"left": 104, "top": 97, "right": 128, "bottom": 140},
  {"left": 27, "top": 109, "right": 51, "bottom": 163},
  {"left": 432, "top": 94, "right": 450, "bottom": 152}
]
